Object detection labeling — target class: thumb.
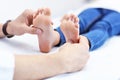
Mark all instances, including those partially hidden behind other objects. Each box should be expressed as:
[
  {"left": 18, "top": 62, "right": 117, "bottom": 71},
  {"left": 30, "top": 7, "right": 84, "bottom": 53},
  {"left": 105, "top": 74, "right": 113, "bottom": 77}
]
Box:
[{"left": 24, "top": 25, "right": 37, "bottom": 34}]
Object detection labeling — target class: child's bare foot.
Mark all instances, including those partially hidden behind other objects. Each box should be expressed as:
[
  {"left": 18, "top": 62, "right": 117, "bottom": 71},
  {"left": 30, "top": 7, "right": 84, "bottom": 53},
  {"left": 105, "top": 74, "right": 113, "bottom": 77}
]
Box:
[
  {"left": 60, "top": 14, "right": 80, "bottom": 43},
  {"left": 33, "top": 8, "right": 60, "bottom": 53}
]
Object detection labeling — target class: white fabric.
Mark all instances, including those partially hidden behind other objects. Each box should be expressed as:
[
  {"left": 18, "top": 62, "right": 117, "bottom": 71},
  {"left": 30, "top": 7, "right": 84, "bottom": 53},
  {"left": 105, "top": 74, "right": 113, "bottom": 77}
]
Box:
[{"left": 0, "top": 54, "right": 14, "bottom": 80}]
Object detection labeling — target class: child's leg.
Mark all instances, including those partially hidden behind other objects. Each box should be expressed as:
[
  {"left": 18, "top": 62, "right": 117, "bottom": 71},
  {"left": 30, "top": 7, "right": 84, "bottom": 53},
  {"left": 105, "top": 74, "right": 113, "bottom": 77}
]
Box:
[
  {"left": 33, "top": 8, "right": 60, "bottom": 53},
  {"left": 34, "top": 8, "right": 104, "bottom": 52},
  {"left": 77, "top": 8, "right": 115, "bottom": 34},
  {"left": 34, "top": 8, "right": 117, "bottom": 52},
  {"left": 78, "top": 8, "right": 104, "bottom": 34},
  {"left": 55, "top": 8, "right": 113, "bottom": 46},
  {"left": 83, "top": 11, "right": 120, "bottom": 51}
]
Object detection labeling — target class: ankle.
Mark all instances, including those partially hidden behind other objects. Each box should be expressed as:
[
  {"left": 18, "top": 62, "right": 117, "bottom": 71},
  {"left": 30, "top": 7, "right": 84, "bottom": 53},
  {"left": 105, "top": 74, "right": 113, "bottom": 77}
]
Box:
[
  {"left": 80, "top": 35, "right": 90, "bottom": 50},
  {"left": 53, "top": 31, "right": 60, "bottom": 46}
]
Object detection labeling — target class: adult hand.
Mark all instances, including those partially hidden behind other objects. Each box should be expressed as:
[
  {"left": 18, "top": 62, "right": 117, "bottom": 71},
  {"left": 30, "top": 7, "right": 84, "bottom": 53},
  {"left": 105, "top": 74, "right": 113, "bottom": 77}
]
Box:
[
  {"left": 58, "top": 42, "right": 89, "bottom": 73},
  {"left": 7, "top": 9, "right": 37, "bottom": 35}
]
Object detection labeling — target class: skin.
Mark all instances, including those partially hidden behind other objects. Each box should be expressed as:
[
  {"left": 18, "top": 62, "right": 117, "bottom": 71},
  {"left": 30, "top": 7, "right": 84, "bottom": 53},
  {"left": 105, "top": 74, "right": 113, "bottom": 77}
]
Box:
[
  {"left": 60, "top": 13, "right": 80, "bottom": 43},
  {"left": 0, "top": 9, "right": 37, "bottom": 38},
  {"left": 33, "top": 8, "right": 90, "bottom": 52},
  {"left": 14, "top": 43, "right": 89, "bottom": 80},
  {"left": 60, "top": 13, "right": 90, "bottom": 49},
  {"left": 0, "top": 8, "right": 89, "bottom": 80},
  {"left": 33, "top": 8, "right": 60, "bottom": 53}
]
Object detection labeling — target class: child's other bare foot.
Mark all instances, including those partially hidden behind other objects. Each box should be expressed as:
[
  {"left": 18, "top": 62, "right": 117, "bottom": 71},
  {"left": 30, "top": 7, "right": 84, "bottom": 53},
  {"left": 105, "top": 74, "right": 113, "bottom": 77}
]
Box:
[
  {"left": 33, "top": 8, "right": 60, "bottom": 53},
  {"left": 60, "top": 14, "right": 80, "bottom": 43}
]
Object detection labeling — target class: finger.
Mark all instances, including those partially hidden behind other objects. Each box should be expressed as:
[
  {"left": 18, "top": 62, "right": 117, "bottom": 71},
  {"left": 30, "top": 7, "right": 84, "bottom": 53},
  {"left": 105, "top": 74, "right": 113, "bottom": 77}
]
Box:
[
  {"left": 33, "top": 10, "right": 40, "bottom": 19},
  {"left": 24, "top": 26, "right": 37, "bottom": 34},
  {"left": 24, "top": 9, "right": 34, "bottom": 25}
]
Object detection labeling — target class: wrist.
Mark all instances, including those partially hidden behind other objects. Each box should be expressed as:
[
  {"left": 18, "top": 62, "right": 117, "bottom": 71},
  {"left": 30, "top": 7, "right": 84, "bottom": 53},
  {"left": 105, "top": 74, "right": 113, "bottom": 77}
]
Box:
[
  {"left": 7, "top": 21, "right": 14, "bottom": 35},
  {"left": 50, "top": 53, "right": 67, "bottom": 73},
  {"left": 2, "top": 20, "right": 14, "bottom": 38},
  {"left": 53, "top": 30, "right": 60, "bottom": 46},
  {"left": 54, "top": 51, "right": 75, "bottom": 73}
]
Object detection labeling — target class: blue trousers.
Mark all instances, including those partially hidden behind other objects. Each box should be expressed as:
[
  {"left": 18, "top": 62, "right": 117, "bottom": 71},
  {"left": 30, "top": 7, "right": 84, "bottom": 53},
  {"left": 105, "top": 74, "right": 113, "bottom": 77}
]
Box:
[{"left": 55, "top": 8, "right": 120, "bottom": 51}]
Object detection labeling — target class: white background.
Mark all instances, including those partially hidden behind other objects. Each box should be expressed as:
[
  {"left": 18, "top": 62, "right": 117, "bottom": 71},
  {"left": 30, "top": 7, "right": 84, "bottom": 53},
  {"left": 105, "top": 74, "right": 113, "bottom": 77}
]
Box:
[
  {"left": 0, "top": 0, "right": 120, "bottom": 80},
  {"left": 0, "top": 0, "right": 86, "bottom": 22}
]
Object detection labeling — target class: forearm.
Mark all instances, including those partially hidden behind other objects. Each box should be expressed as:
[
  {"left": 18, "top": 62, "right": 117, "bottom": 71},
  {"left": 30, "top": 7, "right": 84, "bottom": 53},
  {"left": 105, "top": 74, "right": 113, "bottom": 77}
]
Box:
[
  {"left": 13, "top": 54, "right": 65, "bottom": 80},
  {"left": 0, "top": 21, "right": 14, "bottom": 38},
  {"left": 0, "top": 23, "right": 5, "bottom": 38}
]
